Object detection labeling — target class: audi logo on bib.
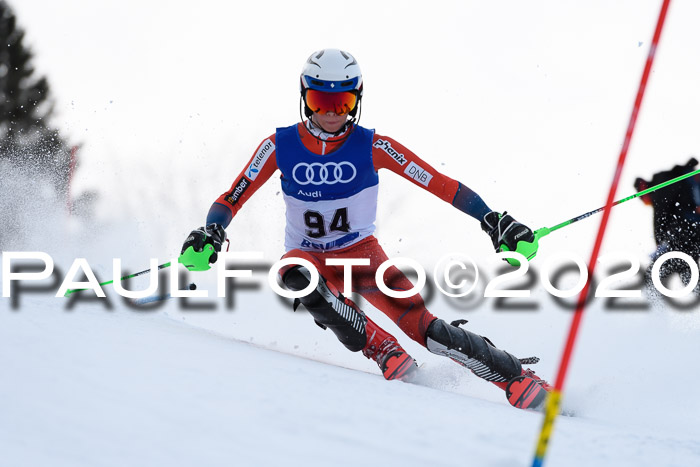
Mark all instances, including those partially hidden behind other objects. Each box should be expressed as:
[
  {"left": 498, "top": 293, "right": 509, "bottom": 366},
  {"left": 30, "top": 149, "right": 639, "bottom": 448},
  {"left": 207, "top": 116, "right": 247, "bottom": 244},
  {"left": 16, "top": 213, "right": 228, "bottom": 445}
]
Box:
[{"left": 292, "top": 162, "right": 357, "bottom": 186}]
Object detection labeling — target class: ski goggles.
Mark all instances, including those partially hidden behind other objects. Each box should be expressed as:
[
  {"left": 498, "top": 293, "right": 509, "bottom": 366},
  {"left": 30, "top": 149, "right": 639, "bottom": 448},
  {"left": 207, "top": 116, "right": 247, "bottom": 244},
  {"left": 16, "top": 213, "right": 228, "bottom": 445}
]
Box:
[{"left": 303, "top": 89, "right": 358, "bottom": 116}]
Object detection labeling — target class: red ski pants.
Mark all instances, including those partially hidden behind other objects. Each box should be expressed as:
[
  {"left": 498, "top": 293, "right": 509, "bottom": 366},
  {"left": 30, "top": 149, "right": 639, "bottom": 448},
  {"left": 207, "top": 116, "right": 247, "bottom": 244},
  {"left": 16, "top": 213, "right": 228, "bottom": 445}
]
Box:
[{"left": 281, "top": 236, "right": 436, "bottom": 346}]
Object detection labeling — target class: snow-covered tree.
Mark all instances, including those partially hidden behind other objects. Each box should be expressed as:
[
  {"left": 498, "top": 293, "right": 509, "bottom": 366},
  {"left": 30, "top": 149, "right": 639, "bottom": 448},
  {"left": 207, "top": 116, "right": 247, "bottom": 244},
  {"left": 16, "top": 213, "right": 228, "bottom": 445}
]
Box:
[{"left": 0, "top": 0, "right": 71, "bottom": 194}]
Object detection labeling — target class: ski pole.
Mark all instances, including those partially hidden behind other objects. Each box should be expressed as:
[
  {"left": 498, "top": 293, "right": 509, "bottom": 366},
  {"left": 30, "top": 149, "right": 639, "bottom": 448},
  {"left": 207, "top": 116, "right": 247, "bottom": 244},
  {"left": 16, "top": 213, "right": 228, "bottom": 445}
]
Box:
[
  {"left": 510, "top": 167, "right": 699, "bottom": 263},
  {"left": 129, "top": 282, "right": 197, "bottom": 306},
  {"left": 534, "top": 167, "right": 700, "bottom": 242},
  {"left": 64, "top": 261, "right": 172, "bottom": 296}
]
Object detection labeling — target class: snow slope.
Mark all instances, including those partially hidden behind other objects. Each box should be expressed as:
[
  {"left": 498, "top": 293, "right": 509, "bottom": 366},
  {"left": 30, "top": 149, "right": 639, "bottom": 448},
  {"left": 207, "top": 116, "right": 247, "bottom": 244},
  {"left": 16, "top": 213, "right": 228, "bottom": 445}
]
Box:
[{"left": 2, "top": 259, "right": 700, "bottom": 467}]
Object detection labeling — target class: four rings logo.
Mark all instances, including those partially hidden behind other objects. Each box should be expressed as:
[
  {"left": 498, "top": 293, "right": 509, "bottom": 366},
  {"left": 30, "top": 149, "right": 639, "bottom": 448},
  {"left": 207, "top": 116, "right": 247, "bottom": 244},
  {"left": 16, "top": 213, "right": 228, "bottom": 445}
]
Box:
[{"left": 292, "top": 162, "right": 357, "bottom": 186}]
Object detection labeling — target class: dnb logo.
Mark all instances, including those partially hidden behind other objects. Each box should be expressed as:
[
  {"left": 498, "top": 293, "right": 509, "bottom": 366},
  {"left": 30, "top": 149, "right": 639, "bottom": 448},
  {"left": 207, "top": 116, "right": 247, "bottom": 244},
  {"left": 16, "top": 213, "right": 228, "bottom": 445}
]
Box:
[
  {"left": 404, "top": 161, "right": 433, "bottom": 187},
  {"left": 292, "top": 162, "right": 357, "bottom": 186}
]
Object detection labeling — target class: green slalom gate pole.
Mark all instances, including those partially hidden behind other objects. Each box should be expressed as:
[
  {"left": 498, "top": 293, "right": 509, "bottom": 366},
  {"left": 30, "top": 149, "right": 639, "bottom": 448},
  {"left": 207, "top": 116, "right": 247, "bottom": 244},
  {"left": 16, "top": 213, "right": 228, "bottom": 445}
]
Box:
[
  {"left": 64, "top": 261, "right": 172, "bottom": 296},
  {"left": 511, "top": 168, "right": 700, "bottom": 263}
]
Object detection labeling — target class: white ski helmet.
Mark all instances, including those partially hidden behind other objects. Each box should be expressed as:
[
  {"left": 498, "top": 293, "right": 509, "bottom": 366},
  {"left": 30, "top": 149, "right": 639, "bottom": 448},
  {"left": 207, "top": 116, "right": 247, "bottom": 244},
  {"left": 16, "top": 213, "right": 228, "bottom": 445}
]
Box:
[{"left": 300, "top": 48, "right": 363, "bottom": 119}]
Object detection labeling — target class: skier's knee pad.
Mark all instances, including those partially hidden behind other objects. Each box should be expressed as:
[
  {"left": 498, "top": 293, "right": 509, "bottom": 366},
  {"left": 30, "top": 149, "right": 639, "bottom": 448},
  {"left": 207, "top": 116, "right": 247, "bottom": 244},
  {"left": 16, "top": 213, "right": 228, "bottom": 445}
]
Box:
[
  {"left": 425, "top": 319, "right": 521, "bottom": 382},
  {"left": 282, "top": 266, "right": 367, "bottom": 352}
]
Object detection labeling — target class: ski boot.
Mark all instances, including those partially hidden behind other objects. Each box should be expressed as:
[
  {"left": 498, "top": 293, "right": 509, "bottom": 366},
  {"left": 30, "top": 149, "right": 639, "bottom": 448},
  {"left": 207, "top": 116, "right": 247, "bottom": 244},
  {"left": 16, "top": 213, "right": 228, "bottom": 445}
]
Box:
[
  {"left": 363, "top": 321, "right": 418, "bottom": 381},
  {"left": 504, "top": 367, "right": 552, "bottom": 410},
  {"left": 426, "top": 318, "right": 551, "bottom": 409},
  {"left": 283, "top": 265, "right": 417, "bottom": 380}
]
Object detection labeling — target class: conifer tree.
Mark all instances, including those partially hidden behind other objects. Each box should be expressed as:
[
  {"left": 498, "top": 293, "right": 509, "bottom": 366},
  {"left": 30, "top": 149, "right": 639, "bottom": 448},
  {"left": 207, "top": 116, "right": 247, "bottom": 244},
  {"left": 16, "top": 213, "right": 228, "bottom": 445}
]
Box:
[{"left": 0, "top": 0, "right": 70, "bottom": 193}]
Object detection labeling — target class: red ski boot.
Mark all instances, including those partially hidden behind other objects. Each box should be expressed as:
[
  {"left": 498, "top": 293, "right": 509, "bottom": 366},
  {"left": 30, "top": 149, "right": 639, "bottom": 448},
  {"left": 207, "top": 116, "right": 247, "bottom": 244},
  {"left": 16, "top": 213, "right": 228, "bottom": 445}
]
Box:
[
  {"left": 504, "top": 368, "right": 552, "bottom": 410},
  {"left": 362, "top": 317, "right": 417, "bottom": 381}
]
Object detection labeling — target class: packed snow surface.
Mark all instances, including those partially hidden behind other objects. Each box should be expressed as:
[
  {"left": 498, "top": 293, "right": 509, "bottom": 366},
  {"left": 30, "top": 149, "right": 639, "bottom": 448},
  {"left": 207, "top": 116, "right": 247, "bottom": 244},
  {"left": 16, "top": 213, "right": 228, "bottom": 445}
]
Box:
[{"left": 2, "top": 264, "right": 699, "bottom": 466}]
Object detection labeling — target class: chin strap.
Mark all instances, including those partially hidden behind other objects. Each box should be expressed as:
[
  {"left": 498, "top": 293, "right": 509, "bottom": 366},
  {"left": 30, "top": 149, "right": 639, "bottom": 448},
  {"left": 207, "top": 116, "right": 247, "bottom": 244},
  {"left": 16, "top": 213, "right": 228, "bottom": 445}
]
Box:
[{"left": 302, "top": 118, "right": 355, "bottom": 145}]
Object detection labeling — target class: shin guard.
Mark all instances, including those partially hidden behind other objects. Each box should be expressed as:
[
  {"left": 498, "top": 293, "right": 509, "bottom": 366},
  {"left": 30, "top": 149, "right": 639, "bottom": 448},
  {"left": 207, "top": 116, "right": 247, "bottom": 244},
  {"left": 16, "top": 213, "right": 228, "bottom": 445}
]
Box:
[
  {"left": 282, "top": 266, "right": 367, "bottom": 352},
  {"left": 425, "top": 319, "right": 522, "bottom": 383}
]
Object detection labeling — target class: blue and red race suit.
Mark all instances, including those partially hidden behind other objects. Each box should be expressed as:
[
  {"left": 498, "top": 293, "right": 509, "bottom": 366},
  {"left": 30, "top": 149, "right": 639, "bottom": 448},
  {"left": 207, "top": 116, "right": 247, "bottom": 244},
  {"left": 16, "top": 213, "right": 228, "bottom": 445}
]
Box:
[{"left": 205, "top": 121, "right": 492, "bottom": 344}]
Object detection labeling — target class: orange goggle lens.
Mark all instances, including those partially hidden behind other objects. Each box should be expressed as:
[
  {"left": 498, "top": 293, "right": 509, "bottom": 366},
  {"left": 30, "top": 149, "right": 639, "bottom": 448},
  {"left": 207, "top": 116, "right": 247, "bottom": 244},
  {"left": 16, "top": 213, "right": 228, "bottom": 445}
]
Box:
[{"left": 304, "top": 90, "right": 357, "bottom": 116}]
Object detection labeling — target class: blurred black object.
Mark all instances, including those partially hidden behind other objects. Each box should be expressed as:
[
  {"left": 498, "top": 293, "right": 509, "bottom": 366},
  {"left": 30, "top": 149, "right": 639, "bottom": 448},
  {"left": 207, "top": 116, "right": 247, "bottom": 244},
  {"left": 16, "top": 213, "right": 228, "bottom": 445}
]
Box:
[{"left": 635, "top": 158, "right": 700, "bottom": 289}]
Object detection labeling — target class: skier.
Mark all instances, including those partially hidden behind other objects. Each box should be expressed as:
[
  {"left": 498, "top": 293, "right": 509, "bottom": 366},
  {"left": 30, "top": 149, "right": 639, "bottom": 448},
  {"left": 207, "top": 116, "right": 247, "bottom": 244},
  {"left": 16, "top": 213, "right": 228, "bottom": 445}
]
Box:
[
  {"left": 635, "top": 158, "right": 700, "bottom": 290},
  {"left": 181, "top": 49, "right": 549, "bottom": 405}
]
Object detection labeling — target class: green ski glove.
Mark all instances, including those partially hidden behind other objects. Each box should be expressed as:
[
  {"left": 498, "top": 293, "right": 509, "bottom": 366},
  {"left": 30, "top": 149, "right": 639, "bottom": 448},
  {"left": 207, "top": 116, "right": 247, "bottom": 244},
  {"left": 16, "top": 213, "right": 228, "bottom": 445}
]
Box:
[{"left": 178, "top": 223, "right": 227, "bottom": 271}]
